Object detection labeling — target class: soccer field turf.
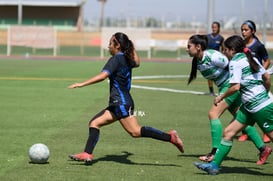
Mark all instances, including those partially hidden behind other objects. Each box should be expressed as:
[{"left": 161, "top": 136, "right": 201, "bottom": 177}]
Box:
[{"left": 0, "top": 58, "right": 273, "bottom": 180}]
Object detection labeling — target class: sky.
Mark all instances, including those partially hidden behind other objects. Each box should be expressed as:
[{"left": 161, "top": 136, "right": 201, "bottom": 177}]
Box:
[{"left": 82, "top": 0, "right": 273, "bottom": 25}]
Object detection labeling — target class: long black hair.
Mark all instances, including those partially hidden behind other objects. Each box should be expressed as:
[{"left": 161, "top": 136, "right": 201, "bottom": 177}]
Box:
[
  {"left": 113, "top": 32, "right": 135, "bottom": 66},
  {"left": 224, "top": 35, "right": 259, "bottom": 72},
  {"left": 188, "top": 34, "right": 208, "bottom": 84}
]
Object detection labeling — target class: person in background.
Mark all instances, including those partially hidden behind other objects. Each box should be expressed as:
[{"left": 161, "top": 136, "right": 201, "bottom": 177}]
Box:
[
  {"left": 67, "top": 32, "right": 184, "bottom": 164},
  {"left": 186, "top": 34, "right": 270, "bottom": 164},
  {"left": 238, "top": 20, "right": 272, "bottom": 143},
  {"left": 194, "top": 35, "right": 273, "bottom": 175},
  {"left": 206, "top": 21, "right": 225, "bottom": 96}
]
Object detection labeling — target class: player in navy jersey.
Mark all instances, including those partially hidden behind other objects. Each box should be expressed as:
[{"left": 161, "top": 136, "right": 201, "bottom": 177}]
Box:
[
  {"left": 206, "top": 21, "right": 224, "bottom": 96},
  {"left": 67, "top": 32, "right": 184, "bottom": 164},
  {"left": 238, "top": 20, "right": 272, "bottom": 143}
]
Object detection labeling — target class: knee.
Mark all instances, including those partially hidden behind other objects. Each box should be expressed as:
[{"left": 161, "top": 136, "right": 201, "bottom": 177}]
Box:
[
  {"left": 127, "top": 128, "right": 141, "bottom": 138},
  {"left": 89, "top": 119, "right": 100, "bottom": 128},
  {"left": 208, "top": 110, "right": 217, "bottom": 120},
  {"left": 128, "top": 131, "right": 141, "bottom": 138},
  {"left": 89, "top": 120, "right": 95, "bottom": 127}
]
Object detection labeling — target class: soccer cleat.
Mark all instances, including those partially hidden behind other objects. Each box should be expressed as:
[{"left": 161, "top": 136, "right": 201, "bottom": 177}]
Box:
[
  {"left": 257, "top": 145, "right": 272, "bottom": 165},
  {"left": 69, "top": 152, "right": 93, "bottom": 164},
  {"left": 238, "top": 134, "right": 248, "bottom": 142},
  {"left": 169, "top": 130, "right": 184, "bottom": 153},
  {"left": 199, "top": 153, "right": 214, "bottom": 162},
  {"left": 194, "top": 162, "right": 219, "bottom": 175},
  {"left": 263, "top": 134, "right": 271, "bottom": 143}
]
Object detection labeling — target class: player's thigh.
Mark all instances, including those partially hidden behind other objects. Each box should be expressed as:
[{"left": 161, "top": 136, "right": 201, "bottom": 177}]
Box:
[
  {"left": 120, "top": 116, "right": 141, "bottom": 137},
  {"left": 209, "top": 100, "right": 229, "bottom": 119},
  {"left": 90, "top": 109, "right": 117, "bottom": 128}
]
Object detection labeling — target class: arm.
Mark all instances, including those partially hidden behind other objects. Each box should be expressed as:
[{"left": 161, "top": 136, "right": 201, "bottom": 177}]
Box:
[
  {"left": 214, "top": 83, "right": 240, "bottom": 105},
  {"left": 68, "top": 71, "right": 109, "bottom": 89},
  {"left": 263, "top": 57, "right": 271, "bottom": 69},
  {"left": 262, "top": 72, "right": 271, "bottom": 92}
]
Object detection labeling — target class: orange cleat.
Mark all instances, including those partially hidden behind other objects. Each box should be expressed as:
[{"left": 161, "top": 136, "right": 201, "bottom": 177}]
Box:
[
  {"left": 238, "top": 134, "right": 248, "bottom": 142},
  {"left": 69, "top": 152, "right": 93, "bottom": 164},
  {"left": 257, "top": 146, "right": 272, "bottom": 165},
  {"left": 169, "top": 130, "right": 184, "bottom": 153},
  {"left": 263, "top": 134, "right": 271, "bottom": 143}
]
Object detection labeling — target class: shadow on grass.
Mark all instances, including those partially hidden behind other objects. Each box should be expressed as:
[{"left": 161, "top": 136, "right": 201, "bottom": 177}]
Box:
[
  {"left": 180, "top": 154, "right": 257, "bottom": 164},
  {"left": 194, "top": 165, "right": 273, "bottom": 176},
  {"left": 69, "top": 151, "right": 181, "bottom": 167},
  {"left": 219, "top": 165, "right": 273, "bottom": 176},
  {"left": 185, "top": 154, "right": 273, "bottom": 176}
]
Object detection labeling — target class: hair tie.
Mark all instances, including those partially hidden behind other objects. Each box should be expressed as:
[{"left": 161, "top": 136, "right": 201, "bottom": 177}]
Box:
[{"left": 243, "top": 47, "right": 250, "bottom": 53}]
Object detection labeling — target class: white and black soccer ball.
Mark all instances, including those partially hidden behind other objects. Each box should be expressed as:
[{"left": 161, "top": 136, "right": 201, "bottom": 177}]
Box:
[{"left": 29, "top": 143, "right": 50, "bottom": 164}]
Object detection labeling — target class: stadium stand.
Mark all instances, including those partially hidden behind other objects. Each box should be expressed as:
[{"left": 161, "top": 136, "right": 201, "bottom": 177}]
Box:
[{"left": 0, "top": 0, "right": 83, "bottom": 29}]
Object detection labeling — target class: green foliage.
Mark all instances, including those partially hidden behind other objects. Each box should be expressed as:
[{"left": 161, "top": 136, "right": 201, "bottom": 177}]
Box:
[{"left": 0, "top": 59, "right": 272, "bottom": 181}]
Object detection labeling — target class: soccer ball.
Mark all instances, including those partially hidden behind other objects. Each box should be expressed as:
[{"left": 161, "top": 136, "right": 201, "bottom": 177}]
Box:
[{"left": 29, "top": 143, "right": 50, "bottom": 164}]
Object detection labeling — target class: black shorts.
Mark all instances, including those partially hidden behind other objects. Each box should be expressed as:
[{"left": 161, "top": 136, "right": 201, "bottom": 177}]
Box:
[{"left": 106, "top": 105, "right": 134, "bottom": 120}]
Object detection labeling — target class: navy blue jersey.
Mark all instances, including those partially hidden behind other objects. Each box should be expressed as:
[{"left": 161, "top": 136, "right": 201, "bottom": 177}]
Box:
[
  {"left": 102, "top": 52, "right": 134, "bottom": 107},
  {"left": 247, "top": 38, "right": 269, "bottom": 64},
  {"left": 207, "top": 34, "right": 224, "bottom": 51}
]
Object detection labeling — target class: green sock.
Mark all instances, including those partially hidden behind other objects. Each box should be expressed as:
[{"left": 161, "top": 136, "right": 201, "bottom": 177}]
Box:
[
  {"left": 210, "top": 119, "right": 223, "bottom": 148},
  {"left": 213, "top": 139, "right": 233, "bottom": 166},
  {"left": 244, "top": 125, "right": 264, "bottom": 150}
]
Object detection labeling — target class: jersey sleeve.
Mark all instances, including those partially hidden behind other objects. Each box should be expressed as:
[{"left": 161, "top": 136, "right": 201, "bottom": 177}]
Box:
[
  {"left": 211, "top": 52, "right": 229, "bottom": 69},
  {"left": 102, "top": 56, "right": 119, "bottom": 75},
  {"left": 229, "top": 60, "right": 241, "bottom": 84}
]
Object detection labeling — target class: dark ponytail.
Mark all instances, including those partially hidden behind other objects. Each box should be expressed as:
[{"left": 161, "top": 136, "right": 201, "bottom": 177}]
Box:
[
  {"left": 188, "top": 57, "right": 198, "bottom": 84},
  {"left": 113, "top": 32, "right": 135, "bottom": 66}
]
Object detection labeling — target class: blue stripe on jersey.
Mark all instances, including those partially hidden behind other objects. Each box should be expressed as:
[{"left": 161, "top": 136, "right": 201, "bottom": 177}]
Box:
[
  {"left": 113, "top": 79, "right": 126, "bottom": 104},
  {"left": 119, "top": 105, "right": 127, "bottom": 117}
]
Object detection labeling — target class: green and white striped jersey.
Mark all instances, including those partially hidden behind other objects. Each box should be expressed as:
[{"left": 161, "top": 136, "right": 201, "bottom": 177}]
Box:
[
  {"left": 229, "top": 53, "right": 271, "bottom": 113},
  {"left": 197, "top": 49, "right": 229, "bottom": 88}
]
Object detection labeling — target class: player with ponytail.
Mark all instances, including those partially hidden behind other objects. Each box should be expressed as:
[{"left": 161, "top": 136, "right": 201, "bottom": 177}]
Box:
[
  {"left": 194, "top": 35, "right": 273, "bottom": 175},
  {"left": 67, "top": 32, "right": 184, "bottom": 164},
  {"left": 239, "top": 20, "right": 272, "bottom": 142},
  {"left": 187, "top": 34, "right": 269, "bottom": 164}
]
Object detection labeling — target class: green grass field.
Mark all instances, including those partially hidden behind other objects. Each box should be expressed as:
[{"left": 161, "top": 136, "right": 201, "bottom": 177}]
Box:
[{"left": 0, "top": 58, "right": 273, "bottom": 181}]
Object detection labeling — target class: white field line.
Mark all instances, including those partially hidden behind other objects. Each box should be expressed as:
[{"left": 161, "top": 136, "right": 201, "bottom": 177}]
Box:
[
  {"left": 131, "top": 84, "right": 205, "bottom": 95},
  {"left": 1, "top": 75, "right": 206, "bottom": 95},
  {"left": 131, "top": 75, "right": 205, "bottom": 95},
  {"left": 132, "top": 75, "right": 189, "bottom": 79}
]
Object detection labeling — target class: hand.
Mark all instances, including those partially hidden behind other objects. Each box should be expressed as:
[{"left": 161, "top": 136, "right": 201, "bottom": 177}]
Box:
[
  {"left": 68, "top": 83, "right": 83, "bottom": 89},
  {"left": 214, "top": 95, "right": 223, "bottom": 106}
]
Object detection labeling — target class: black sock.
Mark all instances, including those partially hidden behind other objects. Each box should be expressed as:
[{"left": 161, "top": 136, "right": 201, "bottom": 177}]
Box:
[
  {"left": 209, "top": 86, "right": 214, "bottom": 93},
  {"left": 84, "top": 127, "right": 100, "bottom": 154},
  {"left": 259, "top": 145, "right": 265, "bottom": 153},
  {"left": 211, "top": 148, "right": 217, "bottom": 155},
  {"left": 140, "top": 126, "right": 170, "bottom": 141}
]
